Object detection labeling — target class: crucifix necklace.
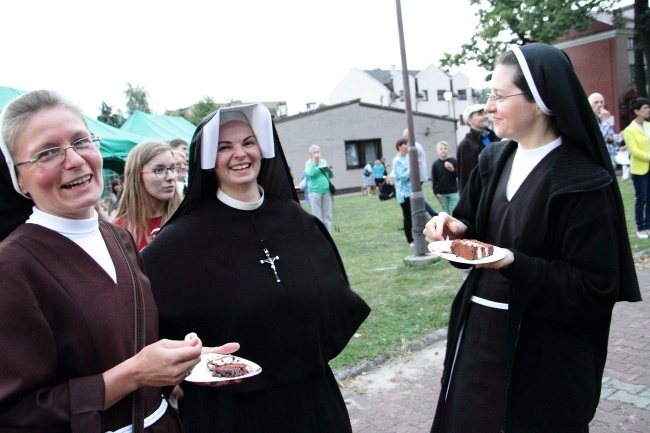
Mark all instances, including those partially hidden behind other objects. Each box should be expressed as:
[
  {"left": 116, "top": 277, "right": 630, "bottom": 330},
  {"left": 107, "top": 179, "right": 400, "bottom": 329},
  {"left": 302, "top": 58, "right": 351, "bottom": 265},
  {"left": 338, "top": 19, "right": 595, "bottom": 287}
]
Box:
[{"left": 259, "top": 241, "right": 281, "bottom": 283}]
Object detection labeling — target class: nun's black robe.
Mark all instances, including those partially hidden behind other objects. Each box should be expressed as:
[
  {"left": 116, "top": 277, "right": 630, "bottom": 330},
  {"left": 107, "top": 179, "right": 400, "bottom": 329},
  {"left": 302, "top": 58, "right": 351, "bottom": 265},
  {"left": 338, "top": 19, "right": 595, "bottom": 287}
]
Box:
[
  {"left": 142, "top": 193, "right": 369, "bottom": 433},
  {"left": 431, "top": 43, "right": 641, "bottom": 433}
]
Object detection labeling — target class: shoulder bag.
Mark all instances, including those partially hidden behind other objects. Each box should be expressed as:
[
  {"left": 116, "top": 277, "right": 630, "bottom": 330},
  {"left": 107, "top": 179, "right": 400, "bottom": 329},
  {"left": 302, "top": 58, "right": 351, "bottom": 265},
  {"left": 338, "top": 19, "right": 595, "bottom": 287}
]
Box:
[{"left": 318, "top": 166, "right": 336, "bottom": 195}]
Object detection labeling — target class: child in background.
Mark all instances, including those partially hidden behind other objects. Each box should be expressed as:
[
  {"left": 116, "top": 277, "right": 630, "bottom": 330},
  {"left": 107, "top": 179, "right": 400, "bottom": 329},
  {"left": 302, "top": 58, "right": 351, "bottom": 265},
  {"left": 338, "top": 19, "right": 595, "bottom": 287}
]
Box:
[
  {"left": 431, "top": 141, "right": 459, "bottom": 214},
  {"left": 372, "top": 159, "right": 386, "bottom": 195}
]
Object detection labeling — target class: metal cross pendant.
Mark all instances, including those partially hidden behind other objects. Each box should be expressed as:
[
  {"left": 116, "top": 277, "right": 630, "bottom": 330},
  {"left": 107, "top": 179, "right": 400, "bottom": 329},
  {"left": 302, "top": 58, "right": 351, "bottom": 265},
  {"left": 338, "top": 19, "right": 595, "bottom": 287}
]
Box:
[{"left": 260, "top": 248, "right": 281, "bottom": 283}]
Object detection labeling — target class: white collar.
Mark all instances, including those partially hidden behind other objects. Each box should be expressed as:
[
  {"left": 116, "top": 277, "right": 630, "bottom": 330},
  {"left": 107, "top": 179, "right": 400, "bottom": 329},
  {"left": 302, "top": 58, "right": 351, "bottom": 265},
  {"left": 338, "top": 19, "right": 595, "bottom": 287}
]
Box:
[
  {"left": 217, "top": 186, "right": 265, "bottom": 210},
  {"left": 26, "top": 206, "right": 99, "bottom": 235},
  {"left": 515, "top": 136, "right": 562, "bottom": 161}
]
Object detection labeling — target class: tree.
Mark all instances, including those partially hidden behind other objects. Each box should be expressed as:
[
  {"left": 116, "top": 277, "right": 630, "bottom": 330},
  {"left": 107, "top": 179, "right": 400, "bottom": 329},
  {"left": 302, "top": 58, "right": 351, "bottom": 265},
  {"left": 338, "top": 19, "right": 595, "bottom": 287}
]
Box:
[
  {"left": 185, "top": 96, "right": 222, "bottom": 126},
  {"left": 634, "top": 0, "right": 650, "bottom": 97},
  {"left": 441, "top": 0, "right": 618, "bottom": 73},
  {"left": 124, "top": 83, "right": 151, "bottom": 115},
  {"left": 97, "top": 101, "right": 126, "bottom": 128}
]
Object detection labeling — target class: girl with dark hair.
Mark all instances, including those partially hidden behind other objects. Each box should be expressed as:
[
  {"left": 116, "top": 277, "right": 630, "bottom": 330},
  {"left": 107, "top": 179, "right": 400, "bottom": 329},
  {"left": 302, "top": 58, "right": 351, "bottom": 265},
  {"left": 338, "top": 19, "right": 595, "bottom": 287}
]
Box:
[{"left": 425, "top": 44, "right": 641, "bottom": 433}]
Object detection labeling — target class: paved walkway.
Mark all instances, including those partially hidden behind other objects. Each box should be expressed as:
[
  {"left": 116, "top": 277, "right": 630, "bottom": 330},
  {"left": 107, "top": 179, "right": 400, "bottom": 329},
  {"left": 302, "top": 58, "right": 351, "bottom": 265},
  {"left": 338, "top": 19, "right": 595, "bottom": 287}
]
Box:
[{"left": 340, "top": 266, "right": 650, "bottom": 432}]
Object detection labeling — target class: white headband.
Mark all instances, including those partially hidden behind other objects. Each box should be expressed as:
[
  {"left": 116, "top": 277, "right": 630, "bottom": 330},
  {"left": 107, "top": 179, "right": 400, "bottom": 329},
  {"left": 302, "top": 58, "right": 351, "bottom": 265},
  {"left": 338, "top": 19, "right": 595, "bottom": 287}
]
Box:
[
  {"left": 0, "top": 106, "right": 30, "bottom": 199},
  {"left": 201, "top": 103, "right": 275, "bottom": 170},
  {"left": 511, "top": 45, "right": 553, "bottom": 116}
]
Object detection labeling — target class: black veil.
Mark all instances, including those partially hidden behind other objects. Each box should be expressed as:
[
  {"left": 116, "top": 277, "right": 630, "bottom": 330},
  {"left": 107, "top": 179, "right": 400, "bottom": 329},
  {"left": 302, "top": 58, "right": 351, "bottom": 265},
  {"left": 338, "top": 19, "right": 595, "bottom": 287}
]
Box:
[{"left": 166, "top": 109, "right": 298, "bottom": 226}]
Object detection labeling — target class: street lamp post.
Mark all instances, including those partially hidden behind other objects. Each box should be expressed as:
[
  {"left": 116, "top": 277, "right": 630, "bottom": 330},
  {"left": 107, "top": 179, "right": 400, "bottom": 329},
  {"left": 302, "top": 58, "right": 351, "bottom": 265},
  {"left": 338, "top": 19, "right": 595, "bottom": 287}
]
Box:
[
  {"left": 395, "top": 0, "right": 427, "bottom": 257},
  {"left": 443, "top": 86, "right": 458, "bottom": 146},
  {"left": 443, "top": 90, "right": 454, "bottom": 118}
]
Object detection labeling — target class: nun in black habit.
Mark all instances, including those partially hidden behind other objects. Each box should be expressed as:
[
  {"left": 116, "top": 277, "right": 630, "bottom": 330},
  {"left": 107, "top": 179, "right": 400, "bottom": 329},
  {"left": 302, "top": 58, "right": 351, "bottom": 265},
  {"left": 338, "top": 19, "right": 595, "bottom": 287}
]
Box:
[
  {"left": 424, "top": 43, "right": 641, "bottom": 433},
  {"left": 142, "top": 103, "right": 370, "bottom": 433}
]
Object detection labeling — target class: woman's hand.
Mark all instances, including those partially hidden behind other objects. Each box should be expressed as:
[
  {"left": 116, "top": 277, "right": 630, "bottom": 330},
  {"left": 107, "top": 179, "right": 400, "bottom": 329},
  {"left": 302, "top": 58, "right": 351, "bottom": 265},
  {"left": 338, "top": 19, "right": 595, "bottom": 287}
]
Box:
[
  {"left": 131, "top": 336, "right": 203, "bottom": 387},
  {"left": 196, "top": 340, "right": 243, "bottom": 387},
  {"left": 103, "top": 335, "right": 203, "bottom": 409},
  {"left": 475, "top": 249, "right": 515, "bottom": 269},
  {"left": 423, "top": 212, "right": 467, "bottom": 242}
]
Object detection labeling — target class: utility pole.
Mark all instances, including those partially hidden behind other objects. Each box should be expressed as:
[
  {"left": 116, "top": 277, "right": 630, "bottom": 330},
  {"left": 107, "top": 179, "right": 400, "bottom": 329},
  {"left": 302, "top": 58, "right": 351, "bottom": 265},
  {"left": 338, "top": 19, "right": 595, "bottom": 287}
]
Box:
[{"left": 395, "top": 0, "right": 427, "bottom": 256}]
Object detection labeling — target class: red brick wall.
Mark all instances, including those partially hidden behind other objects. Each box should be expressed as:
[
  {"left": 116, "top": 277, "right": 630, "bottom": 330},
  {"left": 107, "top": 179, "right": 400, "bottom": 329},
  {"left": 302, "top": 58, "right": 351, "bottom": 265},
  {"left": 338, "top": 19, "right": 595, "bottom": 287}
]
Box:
[{"left": 563, "top": 40, "right": 622, "bottom": 131}]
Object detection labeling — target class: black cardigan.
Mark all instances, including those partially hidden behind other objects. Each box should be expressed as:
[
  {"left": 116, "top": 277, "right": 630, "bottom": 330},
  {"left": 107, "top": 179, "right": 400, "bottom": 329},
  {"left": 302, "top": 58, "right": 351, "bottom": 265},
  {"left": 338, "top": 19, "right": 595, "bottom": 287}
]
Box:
[{"left": 432, "top": 139, "right": 640, "bottom": 432}]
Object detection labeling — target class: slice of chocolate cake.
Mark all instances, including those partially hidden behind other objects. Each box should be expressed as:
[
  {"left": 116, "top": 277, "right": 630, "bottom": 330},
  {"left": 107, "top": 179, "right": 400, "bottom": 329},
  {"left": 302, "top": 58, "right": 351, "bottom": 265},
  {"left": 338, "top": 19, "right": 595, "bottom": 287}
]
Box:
[
  {"left": 450, "top": 239, "right": 494, "bottom": 261},
  {"left": 206, "top": 354, "right": 251, "bottom": 378},
  {"left": 210, "top": 363, "right": 250, "bottom": 378}
]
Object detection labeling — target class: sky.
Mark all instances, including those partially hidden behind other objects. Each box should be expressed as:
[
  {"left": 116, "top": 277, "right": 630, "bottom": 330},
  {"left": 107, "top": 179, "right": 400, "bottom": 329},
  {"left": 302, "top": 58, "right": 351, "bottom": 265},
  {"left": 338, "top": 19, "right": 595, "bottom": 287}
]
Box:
[{"left": 1, "top": 0, "right": 633, "bottom": 118}]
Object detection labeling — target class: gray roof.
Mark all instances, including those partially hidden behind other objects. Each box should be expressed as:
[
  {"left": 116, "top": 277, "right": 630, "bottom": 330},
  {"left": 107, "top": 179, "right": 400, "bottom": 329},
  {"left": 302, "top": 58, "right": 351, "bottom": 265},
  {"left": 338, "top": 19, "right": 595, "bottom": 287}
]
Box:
[{"left": 364, "top": 69, "right": 420, "bottom": 86}]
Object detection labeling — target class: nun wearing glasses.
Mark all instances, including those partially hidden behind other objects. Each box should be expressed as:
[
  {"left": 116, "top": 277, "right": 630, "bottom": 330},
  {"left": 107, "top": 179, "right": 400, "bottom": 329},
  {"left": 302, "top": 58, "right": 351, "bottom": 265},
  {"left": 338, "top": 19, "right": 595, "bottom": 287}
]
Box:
[
  {"left": 0, "top": 90, "right": 240, "bottom": 432},
  {"left": 424, "top": 44, "right": 640, "bottom": 433}
]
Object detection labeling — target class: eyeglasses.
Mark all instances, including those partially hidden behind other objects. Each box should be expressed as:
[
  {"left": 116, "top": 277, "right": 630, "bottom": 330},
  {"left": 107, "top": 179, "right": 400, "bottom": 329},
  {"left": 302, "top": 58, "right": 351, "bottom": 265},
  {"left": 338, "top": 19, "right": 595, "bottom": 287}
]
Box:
[
  {"left": 141, "top": 164, "right": 181, "bottom": 179},
  {"left": 486, "top": 92, "right": 529, "bottom": 102},
  {"left": 14, "top": 134, "right": 101, "bottom": 168}
]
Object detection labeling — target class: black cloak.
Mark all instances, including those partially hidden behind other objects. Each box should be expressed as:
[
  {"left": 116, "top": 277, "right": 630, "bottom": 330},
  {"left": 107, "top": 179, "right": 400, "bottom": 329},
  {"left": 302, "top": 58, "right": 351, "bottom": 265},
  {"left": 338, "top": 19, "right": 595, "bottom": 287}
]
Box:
[
  {"left": 0, "top": 155, "right": 32, "bottom": 241},
  {"left": 431, "top": 43, "right": 641, "bottom": 433},
  {"left": 512, "top": 43, "right": 639, "bottom": 302},
  {"left": 142, "top": 109, "right": 370, "bottom": 433}
]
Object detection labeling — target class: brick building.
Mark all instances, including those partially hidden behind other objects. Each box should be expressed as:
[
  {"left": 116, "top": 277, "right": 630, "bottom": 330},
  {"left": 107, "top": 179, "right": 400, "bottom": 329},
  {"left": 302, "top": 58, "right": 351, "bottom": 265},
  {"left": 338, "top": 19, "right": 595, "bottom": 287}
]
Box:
[{"left": 553, "top": 5, "right": 638, "bottom": 131}]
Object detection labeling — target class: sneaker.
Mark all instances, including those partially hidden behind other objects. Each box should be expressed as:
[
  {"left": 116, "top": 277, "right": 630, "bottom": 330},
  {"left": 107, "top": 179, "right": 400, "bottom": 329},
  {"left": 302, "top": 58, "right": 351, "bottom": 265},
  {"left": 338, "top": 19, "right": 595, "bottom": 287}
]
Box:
[{"left": 637, "top": 231, "right": 649, "bottom": 239}]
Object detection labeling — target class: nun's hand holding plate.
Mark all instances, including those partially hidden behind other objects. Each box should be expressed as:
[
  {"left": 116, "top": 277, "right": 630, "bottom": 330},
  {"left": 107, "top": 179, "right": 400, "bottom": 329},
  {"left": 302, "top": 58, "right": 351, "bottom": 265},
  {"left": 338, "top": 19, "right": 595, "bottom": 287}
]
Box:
[
  {"left": 475, "top": 248, "right": 515, "bottom": 270},
  {"left": 424, "top": 212, "right": 467, "bottom": 243},
  {"left": 192, "top": 340, "right": 244, "bottom": 387}
]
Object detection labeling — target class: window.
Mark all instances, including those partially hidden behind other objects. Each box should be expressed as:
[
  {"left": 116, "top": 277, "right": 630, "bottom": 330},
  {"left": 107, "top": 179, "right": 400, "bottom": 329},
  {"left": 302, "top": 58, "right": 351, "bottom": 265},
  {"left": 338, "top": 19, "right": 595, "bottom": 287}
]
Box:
[
  {"left": 628, "top": 38, "right": 634, "bottom": 51},
  {"left": 399, "top": 90, "right": 405, "bottom": 102},
  {"left": 421, "top": 89, "right": 429, "bottom": 101},
  {"left": 630, "top": 64, "right": 636, "bottom": 84},
  {"left": 437, "top": 90, "right": 446, "bottom": 101},
  {"left": 345, "top": 139, "right": 382, "bottom": 169},
  {"left": 457, "top": 89, "right": 467, "bottom": 101}
]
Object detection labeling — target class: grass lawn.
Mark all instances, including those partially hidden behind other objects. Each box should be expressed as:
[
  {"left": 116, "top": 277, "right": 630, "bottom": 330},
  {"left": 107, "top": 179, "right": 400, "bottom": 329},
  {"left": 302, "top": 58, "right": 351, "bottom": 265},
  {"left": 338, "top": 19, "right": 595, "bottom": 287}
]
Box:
[{"left": 325, "top": 177, "right": 645, "bottom": 371}]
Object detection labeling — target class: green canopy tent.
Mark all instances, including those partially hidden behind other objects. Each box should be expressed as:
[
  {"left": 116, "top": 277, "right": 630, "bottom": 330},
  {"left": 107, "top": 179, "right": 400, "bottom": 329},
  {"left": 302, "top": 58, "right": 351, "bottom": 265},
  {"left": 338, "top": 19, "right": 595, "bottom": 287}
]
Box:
[
  {"left": 85, "top": 117, "right": 146, "bottom": 174},
  {"left": 120, "top": 110, "right": 195, "bottom": 144},
  {"left": 0, "top": 86, "right": 145, "bottom": 174},
  {"left": 0, "top": 86, "right": 26, "bottom": 109}
]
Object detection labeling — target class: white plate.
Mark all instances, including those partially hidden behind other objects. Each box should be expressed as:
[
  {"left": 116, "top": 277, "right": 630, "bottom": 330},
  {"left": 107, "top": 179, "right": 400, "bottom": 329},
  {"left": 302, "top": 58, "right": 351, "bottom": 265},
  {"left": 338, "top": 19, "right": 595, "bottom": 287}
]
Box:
[
  {"left": 185, "top": 353, "right": 262, "bottom": 383},
  {"left": 428, "top": 240, "right": 507, "bottom": 265}
]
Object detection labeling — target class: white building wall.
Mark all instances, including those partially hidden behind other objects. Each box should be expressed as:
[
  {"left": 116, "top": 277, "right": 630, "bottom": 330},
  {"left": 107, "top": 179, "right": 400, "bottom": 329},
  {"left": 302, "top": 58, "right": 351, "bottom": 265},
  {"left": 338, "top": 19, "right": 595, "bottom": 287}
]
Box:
[
  {"left": 275, "top": 102, "right": 456, "bottom": 191},
  {"left": 328, "top": 65, "right": 482, "bottom": 147},
  {"left": 330, "top": 68, "right": 393, "bottom": 107}
]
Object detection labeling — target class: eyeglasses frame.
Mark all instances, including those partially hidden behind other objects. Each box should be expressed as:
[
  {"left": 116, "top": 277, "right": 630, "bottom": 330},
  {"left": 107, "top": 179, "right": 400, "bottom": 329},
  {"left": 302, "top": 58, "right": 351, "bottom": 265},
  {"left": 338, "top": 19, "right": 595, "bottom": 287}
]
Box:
[
  {"left": 14, "top": 134, "right": 101, "bottom": 168},
  {"left": 141, "top": 164, "right": 182, "bottom": 179},
  {"left": 486, "top": 92, "right": 530, "bottom": 102}
]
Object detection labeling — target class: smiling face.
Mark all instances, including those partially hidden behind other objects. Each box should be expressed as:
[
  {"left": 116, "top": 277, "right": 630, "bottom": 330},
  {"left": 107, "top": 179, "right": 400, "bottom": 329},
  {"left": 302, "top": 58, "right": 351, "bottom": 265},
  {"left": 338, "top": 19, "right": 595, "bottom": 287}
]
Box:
[
  {"left": 214, "top": 120, "right": 262, "bottom": 198},
  {"left": 467, "top": 109, "right": 490, "bottom": 132},
  {"left": 142, "top": 151, "right": 178, "bottom": 204},
  {"left": 485, "top": 64, "right": 541, "bottom": 144},
  {"left": 14, "top": 106, "right": 103, "bottom": 219}
]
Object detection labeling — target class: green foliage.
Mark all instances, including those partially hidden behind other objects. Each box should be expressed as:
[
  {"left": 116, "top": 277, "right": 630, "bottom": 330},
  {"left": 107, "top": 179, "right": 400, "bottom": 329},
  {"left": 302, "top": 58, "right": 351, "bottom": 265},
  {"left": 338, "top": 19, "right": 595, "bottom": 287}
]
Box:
[
  {"left": 475, "top": 87, "right": 491, "bottom": 104},
  {"left": 124, "top": 83, "right": 151, "bottom": 115},
  {"left": 441, "top": 0, "right": 618, "bottom": 72},
  {"left": 97, "top": 101, "right": 126, "bottom": 128},
  {"left": 186, "top": 96, "right": 222, "bottom": 125}
]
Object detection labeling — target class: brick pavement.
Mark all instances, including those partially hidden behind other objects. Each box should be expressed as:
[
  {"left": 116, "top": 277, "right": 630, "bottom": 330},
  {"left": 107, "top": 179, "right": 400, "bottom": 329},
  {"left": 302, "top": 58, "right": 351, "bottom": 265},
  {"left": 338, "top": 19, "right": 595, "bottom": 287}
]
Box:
[{"left": 339, "top": 267, "right": 650, "bottom": 432}]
